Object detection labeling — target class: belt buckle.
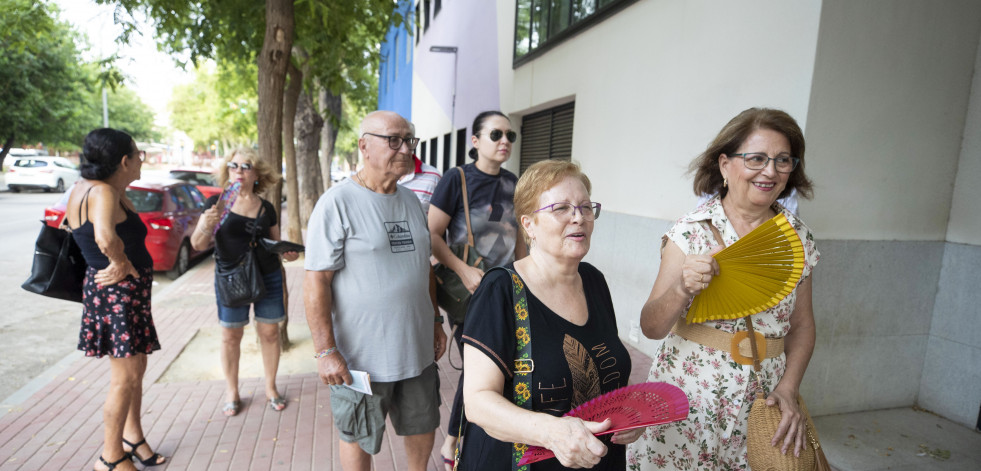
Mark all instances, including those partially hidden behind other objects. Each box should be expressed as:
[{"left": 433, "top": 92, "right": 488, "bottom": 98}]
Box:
[
  {"left": 513, "top": 359, "right": 534, "bottom": 374},
  {"left": 731, "top": 331, "right": 766, "bottom": 365}
]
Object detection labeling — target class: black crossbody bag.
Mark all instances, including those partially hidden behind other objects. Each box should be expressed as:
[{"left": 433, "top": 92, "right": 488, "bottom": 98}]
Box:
[{"left": 215, "top": 204, "right": 266, "bottom": 307}]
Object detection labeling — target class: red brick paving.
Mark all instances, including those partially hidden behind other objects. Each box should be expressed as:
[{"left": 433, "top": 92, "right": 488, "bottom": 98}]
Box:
[{"left": 0, "top": 262, "right": 652, "bottom": 470}]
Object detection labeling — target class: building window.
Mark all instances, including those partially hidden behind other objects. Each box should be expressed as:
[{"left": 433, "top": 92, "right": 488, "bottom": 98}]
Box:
[
  {"left": 429, "top": 137, "right": 438, "bottom": 167},
  {"left": 442, "top": 132, "right": 451, "bottom": 173},
  {"left": 455, "top": 128, "right": 466, "bottom": 167},
  {"left": 415, "top": 2, "right": 421, "bottom": 45},
  {"left": 420, "top": 141, "right": 427, "bottom": 163},
  {"left": 514, "top": 0, "right": 639, "bottom": 66},
  {"left": 519, "top": 102, "right": 575, "bottom": 174},
  {"left": 424, "top": 0, "right": 431, "bottom": 32},
  {"left": 434, "top": 0, "right": 442, "bottom": 17}
]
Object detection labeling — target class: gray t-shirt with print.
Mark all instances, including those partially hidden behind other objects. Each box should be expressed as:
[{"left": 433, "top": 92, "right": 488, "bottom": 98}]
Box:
[{"left": 305, "top": 178, "right": 434, "bottom": 382}]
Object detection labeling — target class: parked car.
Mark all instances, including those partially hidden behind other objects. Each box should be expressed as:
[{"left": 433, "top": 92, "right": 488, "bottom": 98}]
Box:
[
  {"left": 6, "top": 156, "right": 80, "bottom": 192},
  {"left": 169, "top": 168, "right": 222, "bottom": 199},
  {"left": 42, "top": 179, "right": 213, "bottom": 279}
]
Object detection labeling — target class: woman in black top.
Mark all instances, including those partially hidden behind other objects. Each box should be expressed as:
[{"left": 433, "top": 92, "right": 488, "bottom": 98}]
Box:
[
  {"left": 457, "top": 160, "right": 642, "bottom": 470},
  {"left": 431, "top": 111, "right": 528, "bottom": 468},
  {"left": 191, "top": 148, "right": 299, "bottom": 418},
  {"left": 68, "top": 129, "right": 164, "bottom": 470}
]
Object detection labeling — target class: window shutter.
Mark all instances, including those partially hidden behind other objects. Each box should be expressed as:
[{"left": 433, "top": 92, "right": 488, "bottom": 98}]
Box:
[{"left": 519, "top": 102, "right": 575, "bottom": 174}]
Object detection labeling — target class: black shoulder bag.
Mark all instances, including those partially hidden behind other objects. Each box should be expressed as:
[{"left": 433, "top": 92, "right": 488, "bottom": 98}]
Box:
[
  {"left": 22, "top": 187, "right": 91, "bottom": 303},
  {"left": 215, "top": 204, "right": 266, "bottom": 307}
]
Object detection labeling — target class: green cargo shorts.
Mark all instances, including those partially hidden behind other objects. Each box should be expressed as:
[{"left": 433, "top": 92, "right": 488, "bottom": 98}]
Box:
[{"left": 329, "top": 363, "right": 441, "bottom": 454}]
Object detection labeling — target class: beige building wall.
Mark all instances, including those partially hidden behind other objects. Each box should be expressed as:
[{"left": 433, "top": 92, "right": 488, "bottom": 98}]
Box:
[
  {"left": 801, "top": 0, "right": 981, "bottom": 241},
  {"left": 497, "top": 0, "right": 823, "bottom": 220},
  {"left": 946, "top": 31, "right": 981, "bottom": 245}
]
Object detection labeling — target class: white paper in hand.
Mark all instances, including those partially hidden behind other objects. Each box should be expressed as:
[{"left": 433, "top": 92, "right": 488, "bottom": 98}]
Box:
[{"left": 345, "top": 370, "right": 372, "bottom": 395}]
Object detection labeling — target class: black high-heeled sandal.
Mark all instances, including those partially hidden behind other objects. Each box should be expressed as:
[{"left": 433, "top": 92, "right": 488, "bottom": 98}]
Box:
[
  {"left": 122, "top": 438, "right": 166, "bottom": 467},
  {"left": 94, "top": 454, "right": 130, "bottom": 470}
]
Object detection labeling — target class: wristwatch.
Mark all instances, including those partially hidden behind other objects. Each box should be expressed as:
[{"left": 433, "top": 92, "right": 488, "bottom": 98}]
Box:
[{"left": 435, "top": 315, "right": 444, "bottom": 323}]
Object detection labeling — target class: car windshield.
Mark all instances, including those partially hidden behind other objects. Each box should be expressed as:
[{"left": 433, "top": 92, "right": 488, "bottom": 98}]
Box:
[
  {"left": 170, "top": 170, "right": 216, "bottom": 186},
  {"left": 14, "top": 159, "right": 49, "bottom": 168},
  {"left": 126, "top": 189, "right": 163, "bottom": 212}
]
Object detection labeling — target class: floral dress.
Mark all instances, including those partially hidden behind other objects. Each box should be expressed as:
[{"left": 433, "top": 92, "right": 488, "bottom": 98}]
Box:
[{"left": 626, "top": 196, "right": 819, "bottom": 471}]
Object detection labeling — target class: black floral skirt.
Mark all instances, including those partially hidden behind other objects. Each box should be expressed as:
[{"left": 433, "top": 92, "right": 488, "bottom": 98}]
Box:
[{"left": 77, "top": 266, "right": 161, "bottom": 358}]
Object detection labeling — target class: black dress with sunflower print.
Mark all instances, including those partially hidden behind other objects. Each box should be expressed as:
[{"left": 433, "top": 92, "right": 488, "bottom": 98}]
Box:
[{"left": 459, "top": 262, "right": 632, "bottom": 470}]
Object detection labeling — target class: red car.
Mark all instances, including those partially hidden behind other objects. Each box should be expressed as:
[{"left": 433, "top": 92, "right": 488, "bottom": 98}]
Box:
[
  {"left": 169, "top": 168, "right": 222, "bottom": 199},
  {"left": 43, "top": 180, "right": 214, "bottom": 279}
]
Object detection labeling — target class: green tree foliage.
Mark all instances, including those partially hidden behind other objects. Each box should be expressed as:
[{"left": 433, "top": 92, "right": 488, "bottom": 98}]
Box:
[
  {"left": 0, "top": 0, "right": 90, "bottom": 163},
  {"left": 169, "top": 61, "right": 258, "bottom": 151}
]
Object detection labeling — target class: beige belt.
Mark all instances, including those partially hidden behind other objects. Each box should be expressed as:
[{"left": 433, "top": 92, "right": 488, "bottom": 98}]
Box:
[{"left": 671, "top": 319, "right": 784, "bottom": 366}]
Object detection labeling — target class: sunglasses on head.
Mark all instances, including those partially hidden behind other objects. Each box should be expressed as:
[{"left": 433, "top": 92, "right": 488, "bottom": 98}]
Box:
[
  {"left": 484, "top": 129, "right": 517, "bottom": 143},
  {"left": 226, "top": 162, "right": 253, "bottom": 171}
]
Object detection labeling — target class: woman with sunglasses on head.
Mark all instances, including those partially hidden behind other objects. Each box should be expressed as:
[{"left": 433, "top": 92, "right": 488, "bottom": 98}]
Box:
[
  {"left": 68, "top": 128, "right": 164, "bottom": 470},
  {"left": 191, "top": 148, "right": 299, "bottom": 418},
  {"left": 626, "top": 108, "right": 820, "bottom": 470},
  {"left": 429, "top": 111, "right": 528, "bottom": 468}
]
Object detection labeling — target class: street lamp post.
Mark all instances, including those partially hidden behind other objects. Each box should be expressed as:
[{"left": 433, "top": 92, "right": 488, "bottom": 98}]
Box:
[{"left": 429, "top": 45, "right": 458, "bottom": 133}]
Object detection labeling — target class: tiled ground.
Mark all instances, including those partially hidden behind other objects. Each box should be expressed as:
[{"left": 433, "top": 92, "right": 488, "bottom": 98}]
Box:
[{"left": 0, "top": 262, "right": 653, "bottom": 471}]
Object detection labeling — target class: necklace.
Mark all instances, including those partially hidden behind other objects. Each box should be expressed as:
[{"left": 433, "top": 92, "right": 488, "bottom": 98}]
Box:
[{"left": 355, "top": 171, "right": 377, "bottom": 193}]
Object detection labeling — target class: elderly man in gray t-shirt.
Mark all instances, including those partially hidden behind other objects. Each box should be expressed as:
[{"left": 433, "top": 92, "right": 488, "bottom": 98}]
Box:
[{"left": 304, "top": 110, "right": 447, "bottom": 471}]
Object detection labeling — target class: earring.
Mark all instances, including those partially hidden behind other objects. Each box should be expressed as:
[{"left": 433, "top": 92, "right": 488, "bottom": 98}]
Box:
[{"left": 723, "top": 178, "right": 728, "bottom": 188}]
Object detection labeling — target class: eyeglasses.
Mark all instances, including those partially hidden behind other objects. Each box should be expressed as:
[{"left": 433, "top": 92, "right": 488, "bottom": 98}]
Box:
[
  {"left": 130, "top": 150, "right": 146, "bottom": 162},
  {"left": 482, "top": 129, "right": 517, "bottom": 143},
  {"left": 729, "top": 153, "right": 799, "bottom": 173},
  {"left": 362, "top": 132, "right": 420, "bottom": 150},
  {"left": 226, "top": 162, "right": 254, "bottom": 171},
  {"left": 533, "top": 202, "right": 601, "bottom": 221}
]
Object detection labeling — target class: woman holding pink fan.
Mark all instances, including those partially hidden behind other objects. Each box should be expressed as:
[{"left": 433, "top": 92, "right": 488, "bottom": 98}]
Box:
[
  {"left": 456, "top": 160, "right": 641, "bottom": 470},
  {"left": 191, "top": 148, "right": 299, "bottom": 417}
]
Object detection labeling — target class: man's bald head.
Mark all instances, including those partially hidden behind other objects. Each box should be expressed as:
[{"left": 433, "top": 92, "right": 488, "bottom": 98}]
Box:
[{"left": 360, "top": 110, "right": 409, "bottom": 136}]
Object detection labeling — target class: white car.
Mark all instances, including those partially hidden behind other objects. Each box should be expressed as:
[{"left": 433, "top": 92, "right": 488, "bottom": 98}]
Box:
[{"left": 5, "top": 156, "right": 81, "bottom": 193}]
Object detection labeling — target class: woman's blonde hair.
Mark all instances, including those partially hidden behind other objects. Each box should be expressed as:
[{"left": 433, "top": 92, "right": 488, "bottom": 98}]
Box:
[
  {"left": 513, "top": 160, "right": 592, "bottom": 245},
  {"left": 216, "top": 147, "right": 281, "bottom": 195}
]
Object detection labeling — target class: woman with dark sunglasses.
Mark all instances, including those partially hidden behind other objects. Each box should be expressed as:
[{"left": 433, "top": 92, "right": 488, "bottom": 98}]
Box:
[
  {"left": 429, "top": 111, "right": 528, "bottom": 469},
  {"left": 191, "top": 148, "right": 299, "bottom": 418}
]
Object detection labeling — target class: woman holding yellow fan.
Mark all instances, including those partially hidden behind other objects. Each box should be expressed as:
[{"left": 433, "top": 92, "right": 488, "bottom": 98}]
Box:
[{"left": 627, "top": 108, "right": 820, "bottom": 470}]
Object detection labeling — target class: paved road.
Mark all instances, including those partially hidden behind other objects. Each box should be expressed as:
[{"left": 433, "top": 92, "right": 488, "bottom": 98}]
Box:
[{"left": 0, "top": 190, "right": 177, "bottom": 403}]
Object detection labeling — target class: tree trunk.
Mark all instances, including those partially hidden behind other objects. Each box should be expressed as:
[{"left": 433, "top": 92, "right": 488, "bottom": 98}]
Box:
[
  {"left": 318, "top": 86, "right": 342, "bottom": 192},
  {"left": 0, "top": 134, "right": 14, "bottom": 171},
  {"left": 296, "top": 89, "right": 324, "bottom": 227},
  {"left": 283, "top": 60, "right": 303, "bottom": 246},
  {"left": 257, "top": 0, "right": 293, "bottom": 349},
  {"left": 257, "top": 0, "right": 294, "bottom": 219}
]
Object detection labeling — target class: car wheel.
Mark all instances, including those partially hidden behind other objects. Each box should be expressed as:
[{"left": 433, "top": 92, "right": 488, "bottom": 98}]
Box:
[
  {"left": 167, "top": 240, "right": 191, "bottom": 280},
  {"left": 55, "top": 179, "right": 65, "bottom": 193}
]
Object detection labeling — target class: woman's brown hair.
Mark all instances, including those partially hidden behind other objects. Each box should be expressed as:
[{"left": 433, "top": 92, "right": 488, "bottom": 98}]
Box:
[{"left": 690, "top": 108, "right": 813, "bottom": 200}]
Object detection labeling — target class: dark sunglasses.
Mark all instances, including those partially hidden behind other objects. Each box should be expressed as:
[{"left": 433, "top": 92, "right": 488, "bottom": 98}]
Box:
[
  {"left": 226, "top": 162, "right": 253, "bottom": 171},
  {"left": 484, "top": 129, "right": 517, "bottom": 143}
]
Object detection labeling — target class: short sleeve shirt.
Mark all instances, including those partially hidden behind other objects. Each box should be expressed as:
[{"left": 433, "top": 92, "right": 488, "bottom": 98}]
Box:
[
  {"left": 429, "top": 163, "right": 520, "bottom": 268},
  {"left": 304, "top": 179, "right": 434, "bottom": 382},
  {"left": 458, "top": 263, "right": 631, "bottom": 471}
]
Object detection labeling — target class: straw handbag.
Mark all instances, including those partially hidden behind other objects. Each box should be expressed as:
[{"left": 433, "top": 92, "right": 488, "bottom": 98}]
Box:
[{"left": 747, "top": 392, "right": 831, "bottom": 471}]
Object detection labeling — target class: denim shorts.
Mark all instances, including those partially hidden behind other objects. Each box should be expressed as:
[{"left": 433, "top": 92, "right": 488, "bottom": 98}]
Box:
[
  {"left": 329, "top": 363, "right": 441, "bottom": 454},
  {"left": 215, "top": 269, "right": 286, "bottom": 328}
]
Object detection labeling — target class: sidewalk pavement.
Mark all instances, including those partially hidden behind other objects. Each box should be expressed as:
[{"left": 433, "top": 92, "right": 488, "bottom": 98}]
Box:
[
  {"left": 2, "top": 260, "right": 978, "bottom": 470},
  {"left": 0, "top": 260, "right": 652, "bottom": 471}
]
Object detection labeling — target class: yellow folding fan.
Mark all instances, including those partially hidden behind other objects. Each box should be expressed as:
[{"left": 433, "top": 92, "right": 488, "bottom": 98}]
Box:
[{"left": 686, "top": 213, "right": 804, "bottom": 324}]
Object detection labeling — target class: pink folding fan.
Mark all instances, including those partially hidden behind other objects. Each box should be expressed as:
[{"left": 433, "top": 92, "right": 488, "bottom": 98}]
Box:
[{"left": 518, "top": 382, "right": 689, "bottom": 466}]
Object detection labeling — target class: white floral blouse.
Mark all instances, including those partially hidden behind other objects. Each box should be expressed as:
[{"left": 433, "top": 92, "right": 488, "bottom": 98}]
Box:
[{"left": 626, "top": 196, "right": 820, "bottom": 471}]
